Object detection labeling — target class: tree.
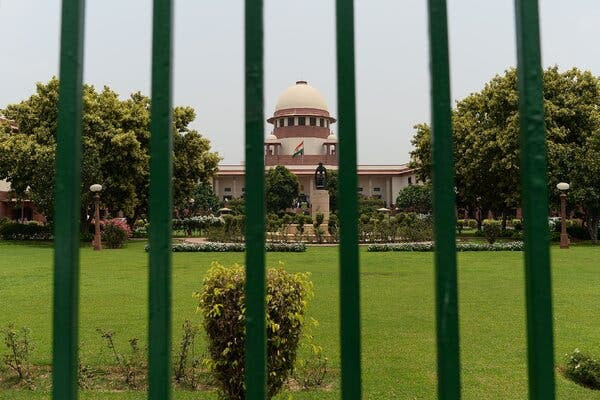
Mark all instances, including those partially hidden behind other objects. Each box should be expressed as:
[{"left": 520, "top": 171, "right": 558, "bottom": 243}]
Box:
[
  {"left": 0, "top": 78, "right": 220, "bottom": 223},
  {"left": 189, "top": 182, "right": 220, "bottom": 215},
  {"left": 325, "top": 169, "right": 338, "bottom": 212},
  {"left": 265, "top": 166, "right": 299, "bottom": 213},
  {"left": 410, "top": 66, "right": 600, "bottom": 236},
  {"left": 396, "top": 184, "right": 432, "bottom": 214}
]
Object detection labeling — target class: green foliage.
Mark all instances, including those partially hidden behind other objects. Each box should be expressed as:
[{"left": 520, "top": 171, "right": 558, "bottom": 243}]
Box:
[
  {"left": 0, "top": 78, "right": 220, "bottom": 222},
  {"left": 325, "top": 169, "right": 338, "bottom": 211},
  {"left": 482, "top": 220, "right": 502, "bottom": 244},
  {"left": 2, "top": 323, "right": 34, "bottom": 383},
  {"left": 265, "top": 165, "right": 300, "bottom": 213},
  {"left": 327, "top": 214, "right": 339, "bottom": 242},
  {"left": 410, "top": 67, "right": 600, "bottom": 239},
  {"left": 395, "top": 212, "right": 433, "bottom": 243},
  {"left": 563, "top": 349, "right": 600, "bottom": 390},
  {"left": 512, "top": 219, "right": 523, "bottom": 231},
  {"left": 396, "top": 184, "right": 432, "bottom": 214},
  {"left": 196, "top": 263, "right": 313, "bottom": 400},
  {"left": 0, "top": 222, "right": 51, "bottom": 241},
  {"left": 456, "top": 220, "right": 465, "bottom": 235},
  {"left": 189, "top": 183, "right": 220, "bottom": 215},
  {"left": 358, "top": 196, "right": 385, "bottom": 216},
  {"left": 225, "top": 198, "right": 245, "bottom": 215},
  {"left": 368, "top": 241, "right": 524, "bottom": 252}
]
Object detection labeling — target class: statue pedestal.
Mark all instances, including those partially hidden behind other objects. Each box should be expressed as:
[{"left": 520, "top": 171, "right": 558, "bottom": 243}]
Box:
[{"left": 311, "top": 190, "right": 330, "bottom": 221}]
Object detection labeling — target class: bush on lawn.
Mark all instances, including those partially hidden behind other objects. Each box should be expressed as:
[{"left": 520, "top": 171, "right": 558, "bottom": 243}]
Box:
[
  {"left": 563, "top": 349, "right": 600, "bottom": 390},
  {"left": 101, "top": 219, "right": 132, "bottom": 249},
  {"left": 145, "top": 242, "right": 307, "bottom": 252},
  {"left": 0, "top": 221, "right": 52, "bottom": 241},
  {"left": 482, "top": 220, "right": 502, "bottom": 244},
  {"left": 196, "top": 263, "right": 313, "bottom": 400},
  {"left": 367, "top": 241, "right": 524, "bottom": 252}
]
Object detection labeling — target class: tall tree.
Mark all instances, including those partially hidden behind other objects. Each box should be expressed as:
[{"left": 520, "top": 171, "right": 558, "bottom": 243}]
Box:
[
  {"left": 265, "top": 165, "right": 299, "bottom": 213},
  {"left": 410, "top": 66, "right": 600, "bottom": 237},
  {"left": 0, "top": 78, "right": 220, "bottom": 223}
]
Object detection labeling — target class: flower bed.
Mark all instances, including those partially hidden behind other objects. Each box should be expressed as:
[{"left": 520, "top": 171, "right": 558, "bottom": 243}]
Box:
[
  {"left": 367, "top": 241, "right": 524, "bottom": 252},
  {"left": 145, "top": 242, "right": 307, "bottom": 252}
]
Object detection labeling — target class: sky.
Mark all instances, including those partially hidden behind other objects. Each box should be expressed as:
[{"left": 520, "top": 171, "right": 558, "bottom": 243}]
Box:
[{"left": 2, "top": 1, "right": 600, "bottom": 165}]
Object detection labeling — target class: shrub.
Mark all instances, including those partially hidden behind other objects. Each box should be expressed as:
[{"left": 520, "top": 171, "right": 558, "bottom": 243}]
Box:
[
  {"left": 367, "top": 241, "right": 524, "bottom": 252},
  {"left": 482, "top": 220, "right": 502, "bottom": 244},
  {"left": 196, "top": 263, "right": 313, "bottom": 400},
  {"left": 293, "top": 318, "right": 329, "bottom": 390},
  {"left": 395, "top": 213, "right": 433, "bottom": 242},
  {"left": 456, "top": 220, "right": 465, "bottom": 235},
  {"left": 2, "top": 323, "right": 34, "bottom": 383},
  {"left": 101, "top": 219, "right": 132, "bottom": 248},
  {"left": 327, "top": 214, "right": 338, "bottom": 242},
  {"left": 0, "top": 222, "right": 52, "bottom": 240},
  {"left": 174, "top": 320, "right": 206, "bottom": 389},
  {"left": 567, "top": 225, "right": 590, "bottom": 240},
  {"left": 512, "top": 219, "right": 523, "bottom": 231},
  {"left": 563, "top": 349, "right": 600, "bottom": 390},
  {"left": 97, "top": 329, "right": 145, "bottom": 389},
  {"left": 145, "top": 242, "right": 307, "bottom": 252}
]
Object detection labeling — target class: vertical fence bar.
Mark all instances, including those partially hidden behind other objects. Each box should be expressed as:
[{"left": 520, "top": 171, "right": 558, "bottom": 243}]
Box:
[
  {"left": 336, "top": 0, "right": 361, "bottom": 399},
  {"left": 52, "top": 0, "right": 85, "bottom": 399},
  {"left": 514, "top": 1, "right": 556, "bottom": 399},
  {"left": 148, "top": 0, "right": 174, "bottom": 399},
  {"left": 244, "top": 0, "right": 267, "bottom": 398},
  {"left": 426, "top": 1, "right": 461, "bottom": 399}
]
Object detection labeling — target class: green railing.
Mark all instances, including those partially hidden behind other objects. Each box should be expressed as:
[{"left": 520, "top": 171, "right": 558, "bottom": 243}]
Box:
[{"left": 51, "top": 0, "right": 554, "bottom": 399}]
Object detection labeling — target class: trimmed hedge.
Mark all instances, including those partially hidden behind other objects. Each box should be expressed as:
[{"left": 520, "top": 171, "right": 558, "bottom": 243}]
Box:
[
  {"left": 145, "top": 242, "right": 307, "bottom": 252},
  {"left": 0, "top": 222, "right": 52, "bottom": 240},
  {"left": 367, "top": 241, "right": 524, "bottom": 252},
  {"left": 563, "top": 349, "right": 600, "bottom": 390}
]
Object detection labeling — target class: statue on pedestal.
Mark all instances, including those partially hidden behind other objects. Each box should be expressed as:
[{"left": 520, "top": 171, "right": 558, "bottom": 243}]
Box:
[{"left": 314, "top": 162, "right": 327, "bottom": 190}]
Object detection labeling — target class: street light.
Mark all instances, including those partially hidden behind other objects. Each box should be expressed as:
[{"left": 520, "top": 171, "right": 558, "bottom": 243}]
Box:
[
  {"left": 556, "top": 182, "right": 570, "bottom": 249},
  {"left": 90, "top": 184, "right": 103, "bottom": 251}
]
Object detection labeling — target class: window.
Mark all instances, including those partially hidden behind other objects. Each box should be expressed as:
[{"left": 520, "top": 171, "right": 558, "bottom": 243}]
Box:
[
  {"left": 358, "top": 187, "right": 363, "bottom": 192},
  {"left": 408, "top": 177, "right": 412, "bottom": 185},
  {"left": 279, "top": 119, "right": 284, "bottom": 127},
  {"left": 320, "top": 118, "right": 324, "bottom": 127},
  {"left": 287, "top": 117, "right": 294, "bottom": 126},
  {"left": 224, "top": 187, "right": 232, "bottom": 192},
  {"left": 242, "top": 187, "right": 245, "bottom": 192},
  {"left": 309, "top": 117, "right": 316, "bottom": 126},
  {"left": 298, "top": 116, "right": 306, "bottom": 125},
  {"left": 373, "top": 187, "right": 381, "bottom": 192}
]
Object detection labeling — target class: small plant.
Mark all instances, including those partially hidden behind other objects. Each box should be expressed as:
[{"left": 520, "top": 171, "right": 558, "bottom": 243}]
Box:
[
  {"left": 563, "top": 349, "right": 600, "bottom": 390},
  {"left": 293, "top": 318, "right": 329, "bottom": 390},
  {"left": 101, "top": 219, "right": 132, "bottom": 248},
  {"left": 327, "top": 214, "right": 338, "bottom": 242},
  {"left": 482, "top": 220, "right": 502, "bottom": 244},
  {"left": 2, "top": 323, "right": 34, "bottom": 383},
  {"left": 174, "top": 320, "right": 205, "bottom": 389},
  {"left": 313, "top": 213, "right": 325, "bottom": 244},
  {"left": 196, "top": 262, "right": 313, "bottom": 400},
  {"left": 97, "top": 329, "right": 145, "bottom": 389}
]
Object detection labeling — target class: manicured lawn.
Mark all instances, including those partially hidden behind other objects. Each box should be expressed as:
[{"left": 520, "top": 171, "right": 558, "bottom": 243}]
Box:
[{"left": 0, "top": 241, "right": 599, "bottom": 399}]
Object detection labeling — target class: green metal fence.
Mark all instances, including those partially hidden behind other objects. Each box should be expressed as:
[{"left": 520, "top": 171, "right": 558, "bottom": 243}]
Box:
[{"left": 51, "top": 0, "right": 555, "bottom": 399}]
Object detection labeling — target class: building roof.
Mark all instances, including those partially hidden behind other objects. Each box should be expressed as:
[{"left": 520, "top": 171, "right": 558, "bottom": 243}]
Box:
[{"left": 275, "top": 81, "right": 329, "bottom": 112}]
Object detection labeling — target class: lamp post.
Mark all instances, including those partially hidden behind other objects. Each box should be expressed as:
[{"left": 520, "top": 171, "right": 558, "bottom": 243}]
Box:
[
  {"left": 556, "top": 182, "right": 570, "bottom": 249},
  {"left": 90, "top": 184, "right": 103, "bottom": 251}
]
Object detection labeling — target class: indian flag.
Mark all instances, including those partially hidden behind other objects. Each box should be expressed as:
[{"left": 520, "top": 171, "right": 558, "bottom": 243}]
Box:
[{"left": 292, "top": 141, "right": 304, "bottom": 157}]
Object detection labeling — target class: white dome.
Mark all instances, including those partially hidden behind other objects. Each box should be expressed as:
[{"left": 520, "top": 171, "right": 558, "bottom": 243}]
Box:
[
  {"left": 327, "top": 133, "right": 337, "bottom": 142},
  {"left": 265, "top": 133, "right": 278, "bottom": 142},
  {"left": 275, "top": 81, "right": 329, "bottom": 111}
]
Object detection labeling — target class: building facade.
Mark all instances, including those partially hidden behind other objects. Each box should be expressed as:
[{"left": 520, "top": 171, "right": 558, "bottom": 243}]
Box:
[{"left": 213, "top": 80, "right": 417, "bottom": 208}]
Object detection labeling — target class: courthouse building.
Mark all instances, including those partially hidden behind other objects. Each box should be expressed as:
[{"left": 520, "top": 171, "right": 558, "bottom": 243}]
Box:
[{"left": 214, "top": 80, "right": 417, "bottom": 208}]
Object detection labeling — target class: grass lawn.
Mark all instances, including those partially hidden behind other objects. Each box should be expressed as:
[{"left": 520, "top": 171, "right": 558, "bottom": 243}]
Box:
[{"left": 0, "top": 240, "right": 599, "bottom": 399}]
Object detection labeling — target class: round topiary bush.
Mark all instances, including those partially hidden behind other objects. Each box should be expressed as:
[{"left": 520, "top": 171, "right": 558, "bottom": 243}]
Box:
[
  {"left": 196, "top": 263, "right": 313, "bottom": 400},
  {"left": 101, "top": 219, "right": 132, "bottom": 248}
]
